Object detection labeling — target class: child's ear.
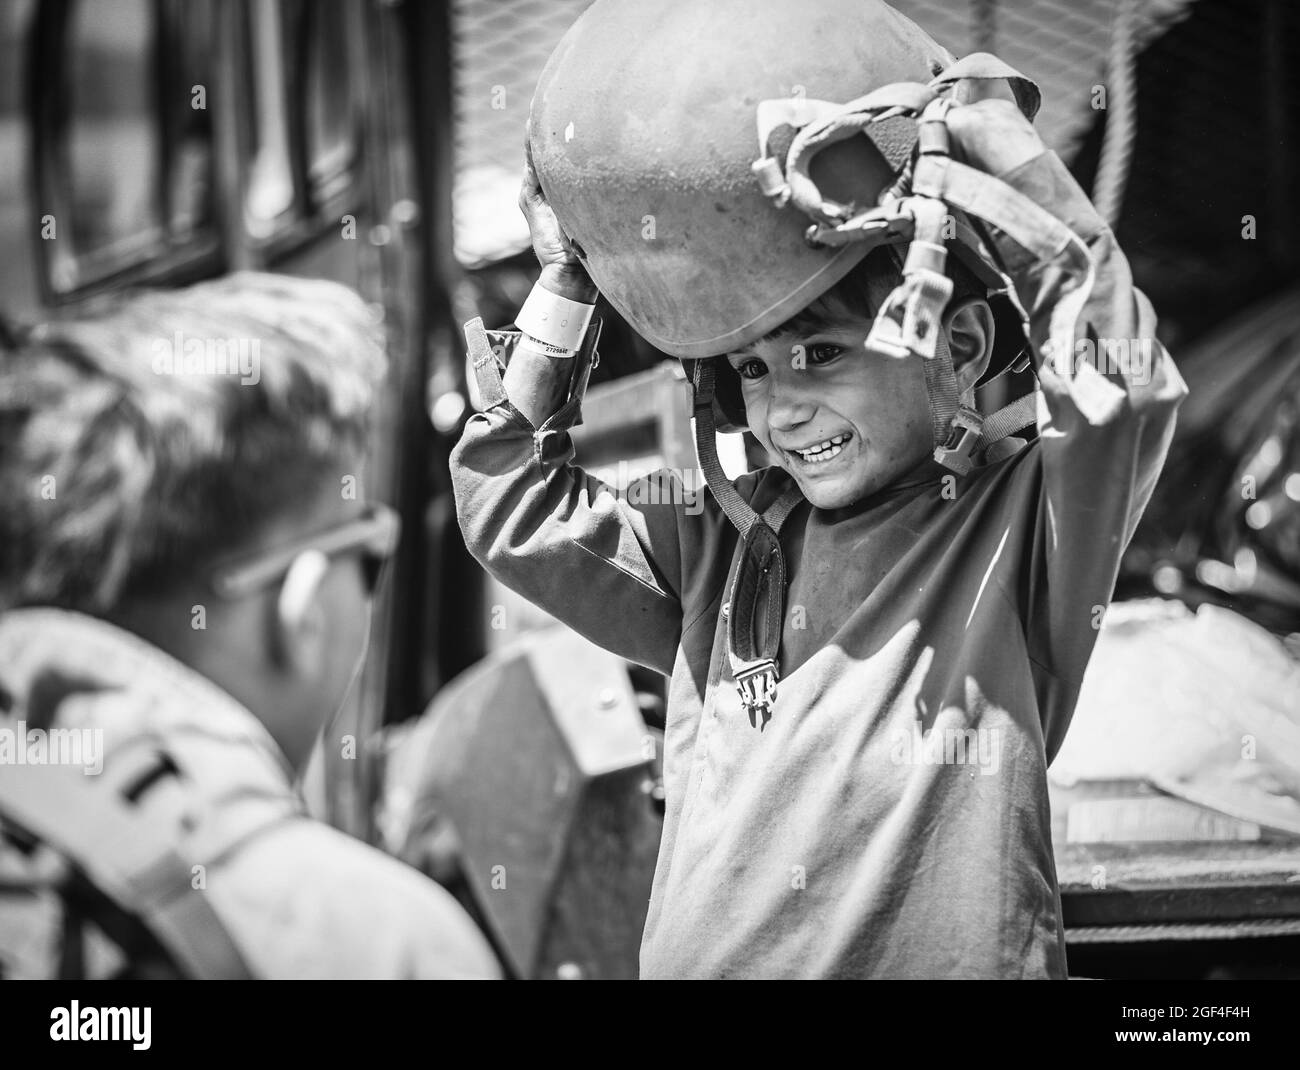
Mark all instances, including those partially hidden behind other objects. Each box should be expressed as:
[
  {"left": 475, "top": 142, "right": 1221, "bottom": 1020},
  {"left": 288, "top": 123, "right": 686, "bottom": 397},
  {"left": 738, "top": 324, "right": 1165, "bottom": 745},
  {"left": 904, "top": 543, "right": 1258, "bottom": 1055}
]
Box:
[{"left": 944, "top": 296, "right": 996, "bottom": 398}]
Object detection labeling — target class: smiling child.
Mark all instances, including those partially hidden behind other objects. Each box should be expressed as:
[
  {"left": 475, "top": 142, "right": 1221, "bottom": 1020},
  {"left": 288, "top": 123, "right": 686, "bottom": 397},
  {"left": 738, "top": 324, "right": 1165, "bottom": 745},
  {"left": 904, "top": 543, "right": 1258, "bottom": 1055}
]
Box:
[{"left": 450, "top": 0, "right": 1186, "bottom": 978}]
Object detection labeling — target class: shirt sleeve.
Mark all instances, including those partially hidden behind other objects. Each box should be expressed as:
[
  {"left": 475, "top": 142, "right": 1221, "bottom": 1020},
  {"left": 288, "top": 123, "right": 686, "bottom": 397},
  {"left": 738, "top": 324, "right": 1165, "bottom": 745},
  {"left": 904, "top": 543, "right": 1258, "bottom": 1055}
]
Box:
[
  {"left": 450, "top": 330, "right": 729, "bottom": 677},
  {"left": 987, "top": 150, "right": 1189, "bottom": 753}
]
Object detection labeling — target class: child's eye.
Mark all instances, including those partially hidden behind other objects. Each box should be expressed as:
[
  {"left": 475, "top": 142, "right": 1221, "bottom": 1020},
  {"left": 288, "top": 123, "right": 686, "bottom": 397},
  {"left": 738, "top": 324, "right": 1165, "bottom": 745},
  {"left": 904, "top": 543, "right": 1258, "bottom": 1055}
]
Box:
[
  {"left": 808, "top": 343, "right": 845, "bottom": 365},
  {"left": 736, "top": 358, "right": 768, "bottom": 380}
]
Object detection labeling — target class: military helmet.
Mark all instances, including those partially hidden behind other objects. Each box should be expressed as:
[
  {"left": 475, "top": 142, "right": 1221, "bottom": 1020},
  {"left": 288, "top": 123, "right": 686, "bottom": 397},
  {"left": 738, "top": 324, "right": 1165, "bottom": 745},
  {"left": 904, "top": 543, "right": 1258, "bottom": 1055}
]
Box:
[{"left": 528, "top": 0, "right": 1012, "bottom": 358}]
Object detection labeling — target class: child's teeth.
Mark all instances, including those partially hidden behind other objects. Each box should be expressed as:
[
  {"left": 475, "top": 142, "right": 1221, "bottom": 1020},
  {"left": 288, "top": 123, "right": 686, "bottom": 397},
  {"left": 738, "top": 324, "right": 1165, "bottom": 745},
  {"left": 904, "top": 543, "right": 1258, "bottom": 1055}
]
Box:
[{"left": 796, "top": 434, "right": 848, "bottom": 462}]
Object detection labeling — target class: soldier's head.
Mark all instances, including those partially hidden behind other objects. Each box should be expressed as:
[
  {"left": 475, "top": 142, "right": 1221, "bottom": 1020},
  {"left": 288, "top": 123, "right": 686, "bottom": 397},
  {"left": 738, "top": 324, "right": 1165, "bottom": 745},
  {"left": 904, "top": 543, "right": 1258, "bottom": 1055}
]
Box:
[{"left": 0, "top": 273, "right": 394, "bottom": 769}]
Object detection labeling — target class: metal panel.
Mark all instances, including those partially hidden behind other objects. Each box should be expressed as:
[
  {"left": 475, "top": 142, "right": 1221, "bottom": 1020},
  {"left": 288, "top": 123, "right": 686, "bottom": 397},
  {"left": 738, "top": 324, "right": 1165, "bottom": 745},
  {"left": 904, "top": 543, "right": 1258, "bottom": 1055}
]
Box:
[{"left": 386, "top": 627, "right": 660, "bottom": 979}]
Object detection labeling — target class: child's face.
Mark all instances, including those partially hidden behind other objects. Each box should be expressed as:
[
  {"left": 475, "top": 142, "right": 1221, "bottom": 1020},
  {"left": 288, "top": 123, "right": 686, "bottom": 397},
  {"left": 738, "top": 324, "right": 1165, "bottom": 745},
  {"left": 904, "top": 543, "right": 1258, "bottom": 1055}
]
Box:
[{"left": 726, "top": 314, "right": 936, "bottom": 509}]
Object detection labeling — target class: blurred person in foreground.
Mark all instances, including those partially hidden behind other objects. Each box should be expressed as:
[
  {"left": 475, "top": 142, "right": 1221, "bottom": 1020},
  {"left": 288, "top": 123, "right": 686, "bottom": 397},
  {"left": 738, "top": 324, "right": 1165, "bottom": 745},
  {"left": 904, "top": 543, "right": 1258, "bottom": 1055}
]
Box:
[{"left": 0, "top": 273, "right": 499, "bottom": 979}]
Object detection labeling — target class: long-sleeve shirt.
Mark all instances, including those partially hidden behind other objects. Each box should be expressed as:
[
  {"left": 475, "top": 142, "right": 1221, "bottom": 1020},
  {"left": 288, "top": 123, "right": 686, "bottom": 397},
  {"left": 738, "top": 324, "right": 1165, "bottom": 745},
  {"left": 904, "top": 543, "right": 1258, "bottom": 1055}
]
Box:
[{"left": 451, "top": 150, "right": 1187, "bottom": 978}]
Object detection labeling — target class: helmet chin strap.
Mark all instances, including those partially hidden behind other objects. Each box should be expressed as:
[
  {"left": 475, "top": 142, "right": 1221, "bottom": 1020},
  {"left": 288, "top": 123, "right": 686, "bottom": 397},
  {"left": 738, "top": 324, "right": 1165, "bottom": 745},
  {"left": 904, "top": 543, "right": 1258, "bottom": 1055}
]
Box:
[
  {"left": 920, "top": 314, "right": 1041, "bottom": 476},
  {"left": 691, "top": 360, "right": 803, "bottom": 730},
  {"left": 924, "top": 328, "right": 961, "bottom": 450},
  {"left": 921, "top": 327, "right": 988, "bottom": 477}
]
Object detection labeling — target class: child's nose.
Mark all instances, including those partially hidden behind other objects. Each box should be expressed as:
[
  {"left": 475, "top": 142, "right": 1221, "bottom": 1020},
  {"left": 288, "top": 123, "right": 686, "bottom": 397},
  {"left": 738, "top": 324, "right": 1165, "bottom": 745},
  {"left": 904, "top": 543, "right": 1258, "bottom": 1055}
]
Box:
[{"left": 765, "top": 377, "right": 816, "bottom": 431}]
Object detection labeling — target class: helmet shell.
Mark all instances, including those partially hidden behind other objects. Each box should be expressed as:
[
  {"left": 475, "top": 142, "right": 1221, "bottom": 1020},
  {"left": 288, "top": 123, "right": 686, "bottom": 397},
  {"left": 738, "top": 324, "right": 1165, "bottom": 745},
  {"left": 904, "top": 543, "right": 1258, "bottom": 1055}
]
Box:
[{"left": 528, "top": 0, "right": 955, "bottom": 360}]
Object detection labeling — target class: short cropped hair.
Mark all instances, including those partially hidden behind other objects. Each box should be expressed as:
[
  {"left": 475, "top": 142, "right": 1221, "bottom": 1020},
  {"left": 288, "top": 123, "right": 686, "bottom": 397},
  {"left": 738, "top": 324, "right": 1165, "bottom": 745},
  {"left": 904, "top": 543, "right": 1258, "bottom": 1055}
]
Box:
[
  {"left": 0, "top": 272, "right": 386, "bottom": 613},
  {"left": 761, "top": 244, "right": 988, "bottom": 342}
]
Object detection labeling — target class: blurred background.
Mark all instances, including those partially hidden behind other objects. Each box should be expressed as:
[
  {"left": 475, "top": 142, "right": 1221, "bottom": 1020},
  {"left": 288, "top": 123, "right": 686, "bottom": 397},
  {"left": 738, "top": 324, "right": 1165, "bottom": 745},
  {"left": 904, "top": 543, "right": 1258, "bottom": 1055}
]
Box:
[{"left": 0, "top": 0, "right": 1298, "bottom": 979}]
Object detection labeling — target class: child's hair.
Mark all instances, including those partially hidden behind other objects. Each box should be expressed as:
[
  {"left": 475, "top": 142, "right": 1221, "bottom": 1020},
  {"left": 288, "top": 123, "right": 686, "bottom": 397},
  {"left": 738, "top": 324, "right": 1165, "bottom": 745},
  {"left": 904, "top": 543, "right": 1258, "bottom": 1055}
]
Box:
[
  {"left": 0, "top": 272, "right": 386, "bottom": 614},
  {"left": 761, "top": 245, "right": 989, "bottom": 342}
]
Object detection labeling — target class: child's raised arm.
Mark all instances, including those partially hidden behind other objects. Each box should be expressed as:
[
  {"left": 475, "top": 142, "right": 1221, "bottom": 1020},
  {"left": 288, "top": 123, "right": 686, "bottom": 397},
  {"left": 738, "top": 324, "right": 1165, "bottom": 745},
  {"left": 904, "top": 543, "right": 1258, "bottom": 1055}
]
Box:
[
  {"left": 451, "top": 331, "right": 727, "bottom": 678},
  {"left": 948, "top": 100, "right": 1188, "bottom": 753},
  {"left": 449, "top": 153, "right": 731, "bottom": 677}
]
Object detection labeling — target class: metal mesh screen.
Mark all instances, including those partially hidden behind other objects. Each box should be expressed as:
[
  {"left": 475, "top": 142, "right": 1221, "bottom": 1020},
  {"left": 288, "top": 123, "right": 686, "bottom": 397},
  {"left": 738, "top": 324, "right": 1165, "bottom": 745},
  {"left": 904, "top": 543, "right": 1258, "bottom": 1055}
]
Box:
[
  {"left": 1110, "top": 0, "right": 1299, "bottom": 343},
  {"left": 450, "top": 0, "right": 1204, "bottom": 270},
  {"left": 894, "top": 0, "right": 1198, "bottom": 158},
  {"left": 451, "top": 0, "right": 591, "bottom": 266}
]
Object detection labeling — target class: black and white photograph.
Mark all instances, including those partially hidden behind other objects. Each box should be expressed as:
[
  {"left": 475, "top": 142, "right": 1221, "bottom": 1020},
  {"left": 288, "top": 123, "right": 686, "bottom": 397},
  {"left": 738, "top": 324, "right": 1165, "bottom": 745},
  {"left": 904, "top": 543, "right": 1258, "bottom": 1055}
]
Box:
[{"left": 0, "top": 0, "right": 1298, "bottom": 1033}]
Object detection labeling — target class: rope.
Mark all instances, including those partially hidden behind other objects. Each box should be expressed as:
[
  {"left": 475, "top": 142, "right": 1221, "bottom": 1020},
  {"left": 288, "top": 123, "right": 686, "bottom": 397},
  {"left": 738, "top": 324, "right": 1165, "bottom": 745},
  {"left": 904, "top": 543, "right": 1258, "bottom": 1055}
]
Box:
[
  {"left": 1092, "top": 0, "right": 1139, "bottom": 228},
  {"left": 971, "top": 0, "right": 998, "bottom": 56}
]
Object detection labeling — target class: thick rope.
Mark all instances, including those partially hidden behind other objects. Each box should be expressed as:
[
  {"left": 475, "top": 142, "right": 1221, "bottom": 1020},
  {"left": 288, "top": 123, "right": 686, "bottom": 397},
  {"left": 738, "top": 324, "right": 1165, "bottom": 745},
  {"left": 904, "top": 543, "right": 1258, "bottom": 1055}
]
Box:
[
  {"left": 1092, "top": 0, "right": 1138, "bottom": 228},
  {"left": 972, "top": 0, "right": 998, "bottom": 55}
]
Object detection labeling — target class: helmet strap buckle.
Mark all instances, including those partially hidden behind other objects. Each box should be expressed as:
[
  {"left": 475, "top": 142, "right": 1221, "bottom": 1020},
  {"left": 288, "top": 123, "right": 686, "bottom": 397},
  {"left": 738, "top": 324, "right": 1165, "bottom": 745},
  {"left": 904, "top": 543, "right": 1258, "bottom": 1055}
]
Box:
[
  {"left": 865, "top": 261, "right": 954, "bottom": 361},
  {"left": 933, "top": 405, "right": 984, "bottom": 476},
  {"left": 863, "top": 196, "right": 954, "bottom": 360}
]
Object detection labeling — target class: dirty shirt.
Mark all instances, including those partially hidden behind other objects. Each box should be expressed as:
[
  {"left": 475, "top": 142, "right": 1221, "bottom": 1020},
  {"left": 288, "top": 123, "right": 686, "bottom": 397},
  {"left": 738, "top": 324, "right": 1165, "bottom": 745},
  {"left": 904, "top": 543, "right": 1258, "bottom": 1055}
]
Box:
[{"left": 451, "top": 150, "right": 1186, "bottom": 978}]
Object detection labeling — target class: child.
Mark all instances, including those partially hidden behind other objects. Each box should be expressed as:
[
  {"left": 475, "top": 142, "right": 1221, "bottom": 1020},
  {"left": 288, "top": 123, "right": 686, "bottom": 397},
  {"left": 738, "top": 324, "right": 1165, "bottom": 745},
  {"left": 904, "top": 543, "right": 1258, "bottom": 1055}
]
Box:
[{"left": 451, "top": 0, "right": 1186, "bottom": 978}]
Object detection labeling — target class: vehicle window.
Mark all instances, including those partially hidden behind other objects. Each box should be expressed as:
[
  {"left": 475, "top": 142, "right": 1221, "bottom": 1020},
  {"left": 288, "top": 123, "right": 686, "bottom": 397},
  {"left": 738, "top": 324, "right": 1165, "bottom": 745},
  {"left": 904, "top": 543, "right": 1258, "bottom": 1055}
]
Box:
[
  {"left": 303, "top": 0, "right": 357, "bottom": 202},
  {"left": 25, "top": 0, "right": 219, "bottom": 299},
  {"left": 240, "top": 0, "right": 294, "bottom": 238},
  {"left": 161, "top": 0, "right": 218, "bottom": 242},
  {"left": 61, "top": 0, "right": 165, "bottom": 289}
]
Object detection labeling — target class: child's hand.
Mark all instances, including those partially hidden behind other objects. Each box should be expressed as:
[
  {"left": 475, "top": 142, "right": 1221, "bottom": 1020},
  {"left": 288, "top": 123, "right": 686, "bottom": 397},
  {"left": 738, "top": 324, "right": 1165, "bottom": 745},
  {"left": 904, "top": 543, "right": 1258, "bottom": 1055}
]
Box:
[
  {"left": 943, "top": 98, "right": 1046, "bottom": 179},
  {"left": 520, "top": 128, "right": 598, "bottom": 303}
]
